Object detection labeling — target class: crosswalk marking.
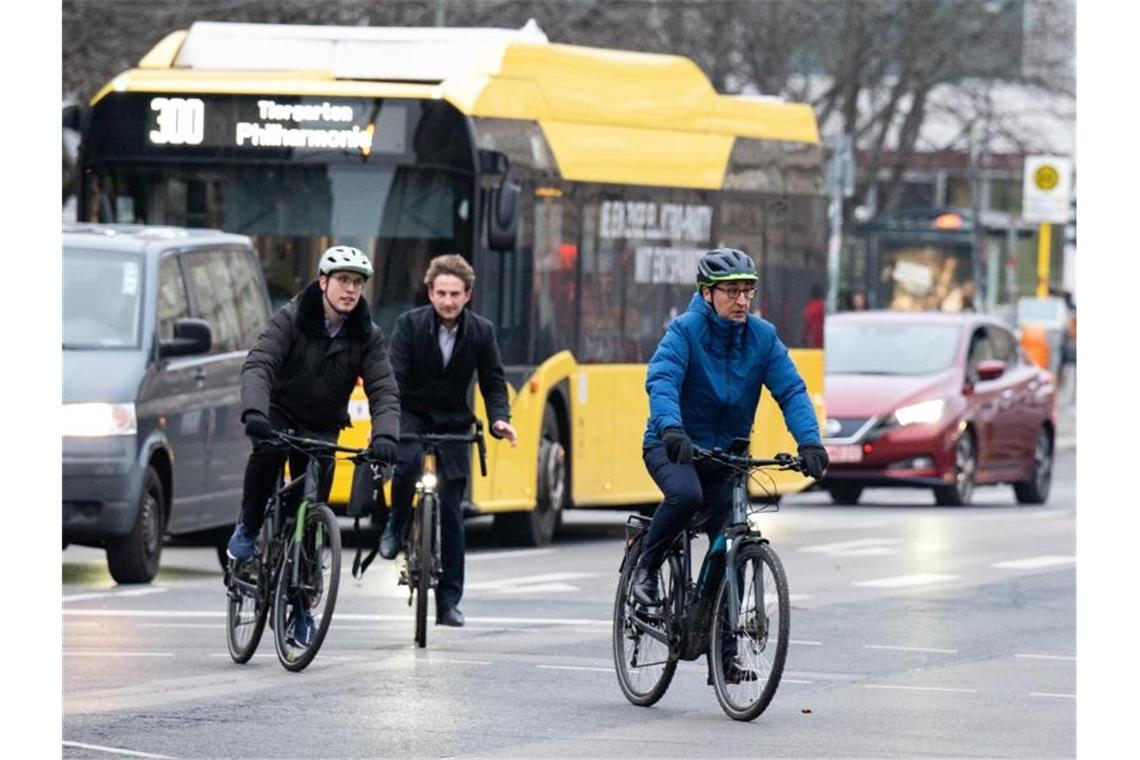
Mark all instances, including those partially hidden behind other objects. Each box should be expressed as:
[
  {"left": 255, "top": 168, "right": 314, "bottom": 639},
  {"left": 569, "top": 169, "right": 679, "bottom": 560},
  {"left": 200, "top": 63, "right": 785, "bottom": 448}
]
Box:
[
  {"left": 464, "top": 572, "right": 598, "bottom": 594},
  {"left": 853, "top": 573, "right": 960, "bottom": 588},
  {"left": 991, "top": 555, "right": 1075, "bottom": 570},
  {"left": 799, "top": 538, "right": 902, "bottom": 557},
  {"left": 63, "top": 587, "right": 169, "bottom": 603}
]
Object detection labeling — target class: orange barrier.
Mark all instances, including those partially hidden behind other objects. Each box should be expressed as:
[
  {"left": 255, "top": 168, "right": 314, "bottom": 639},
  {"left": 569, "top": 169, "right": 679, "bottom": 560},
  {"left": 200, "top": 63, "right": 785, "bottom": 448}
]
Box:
[{"left": 1021, "top": 324, "right": 1050, "bottom": 369}]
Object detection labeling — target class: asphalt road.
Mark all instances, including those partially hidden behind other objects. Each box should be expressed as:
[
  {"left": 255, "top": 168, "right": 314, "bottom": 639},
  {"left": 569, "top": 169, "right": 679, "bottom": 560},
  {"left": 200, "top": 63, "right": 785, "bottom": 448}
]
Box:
[{"left": 61, "top": 449, "right": 1077, "bottom": 759}]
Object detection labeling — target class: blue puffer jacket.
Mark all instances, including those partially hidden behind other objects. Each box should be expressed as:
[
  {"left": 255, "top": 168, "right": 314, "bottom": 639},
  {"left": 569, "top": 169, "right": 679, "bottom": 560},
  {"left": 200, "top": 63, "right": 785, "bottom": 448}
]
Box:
[{"left": 643, "top": 292, "right": 821, "bottom": 451}]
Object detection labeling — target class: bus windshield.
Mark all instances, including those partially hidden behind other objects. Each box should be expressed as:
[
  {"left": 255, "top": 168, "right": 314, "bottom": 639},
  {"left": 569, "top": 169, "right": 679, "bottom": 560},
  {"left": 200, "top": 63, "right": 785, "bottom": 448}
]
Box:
[
  {"left": 63, "top": 248, "right": 144, "bottom": 349},
  {"left": 825, "top": 321, "right": 961, "bottom": 376}
]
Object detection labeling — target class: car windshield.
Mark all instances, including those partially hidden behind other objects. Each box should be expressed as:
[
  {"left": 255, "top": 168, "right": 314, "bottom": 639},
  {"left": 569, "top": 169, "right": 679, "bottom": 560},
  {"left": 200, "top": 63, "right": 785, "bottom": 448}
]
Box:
[
  {"left": 63, "top": 248, "right": 144, "bottom": 349},
  {"left": 825, "top": 321, "right": 961, "bottom": 376}
]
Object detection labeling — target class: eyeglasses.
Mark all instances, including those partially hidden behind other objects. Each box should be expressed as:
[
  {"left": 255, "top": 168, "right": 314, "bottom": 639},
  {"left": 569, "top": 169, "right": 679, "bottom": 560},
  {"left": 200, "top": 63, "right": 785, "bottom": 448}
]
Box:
[
  {"left": 331, "top": 273, "right": 366, "bottom": 290},
  {"left": 714, "top": 285, "right": 757, "bottom": 301}
]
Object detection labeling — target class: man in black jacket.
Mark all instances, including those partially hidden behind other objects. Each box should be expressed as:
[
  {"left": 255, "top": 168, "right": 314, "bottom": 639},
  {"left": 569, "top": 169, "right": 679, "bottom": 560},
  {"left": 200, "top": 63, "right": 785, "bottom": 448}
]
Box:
[
  {"left": 379, "top": 254, "right": 517, "bottom": 627},
  {"left": 226, "top": 246, "right": 400, "bottom": 646}
]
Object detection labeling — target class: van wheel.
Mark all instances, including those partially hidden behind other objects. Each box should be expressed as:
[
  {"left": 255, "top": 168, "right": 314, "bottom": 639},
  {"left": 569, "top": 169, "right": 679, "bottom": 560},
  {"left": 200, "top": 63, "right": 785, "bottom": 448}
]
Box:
[
  {"left": 106, "top": 466, "right": 165, "bottom": 584},
  {"left": 495, "top": 404, "right": 566, "bottom": 546}
]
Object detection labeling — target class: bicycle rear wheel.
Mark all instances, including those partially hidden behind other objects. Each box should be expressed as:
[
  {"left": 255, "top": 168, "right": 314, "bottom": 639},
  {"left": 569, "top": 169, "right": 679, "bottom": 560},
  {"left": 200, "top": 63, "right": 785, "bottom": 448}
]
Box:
[
  {"left": 272, "top": 503, "right": 342, "bottom": 672},
  {"left": 710, "top": 541, "right": 789, "bottom": 721},
  {"left": 612, "top": 550, "right": 680, "bottom": 706},
  {"left": 413, "top": 493, "right": 435, "bottom": 648},
  {"left": 226, "top": 549, "right": 270, "bottom": 664}
]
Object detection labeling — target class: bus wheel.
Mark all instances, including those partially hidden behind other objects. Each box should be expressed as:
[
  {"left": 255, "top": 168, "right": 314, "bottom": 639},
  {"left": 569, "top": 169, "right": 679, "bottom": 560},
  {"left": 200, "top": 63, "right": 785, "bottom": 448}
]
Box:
[{"left": 495, "top": 404, "right": 566, "bottom": 546}]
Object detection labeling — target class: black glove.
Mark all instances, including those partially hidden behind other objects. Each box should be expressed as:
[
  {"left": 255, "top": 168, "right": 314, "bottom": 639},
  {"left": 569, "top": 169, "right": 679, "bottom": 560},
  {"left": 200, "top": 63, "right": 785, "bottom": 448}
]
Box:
[
  {"left": 243, "top": 411, "right": 274, "bottom": 441},
  {"left": 799, "top": 443, "right": 829, "bottom": 479},
  {"left": 662, "top": 427, "right": 694, "bottom": 465},
  {"left": 369, "top": 435, "right": 398, "bottom": 464}
]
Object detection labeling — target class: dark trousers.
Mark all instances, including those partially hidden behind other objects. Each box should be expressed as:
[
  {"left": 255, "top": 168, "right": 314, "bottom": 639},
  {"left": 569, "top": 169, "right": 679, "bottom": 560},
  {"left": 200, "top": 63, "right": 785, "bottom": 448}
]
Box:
[
  {"left": 388, "top": 440, "right": 467, "bottom": 611},
  {"left": 636, "top": 445, "right": 735, "bottom": 572},
  {"left": 238, "top": 410, "right": 336, "bottom": 533}
]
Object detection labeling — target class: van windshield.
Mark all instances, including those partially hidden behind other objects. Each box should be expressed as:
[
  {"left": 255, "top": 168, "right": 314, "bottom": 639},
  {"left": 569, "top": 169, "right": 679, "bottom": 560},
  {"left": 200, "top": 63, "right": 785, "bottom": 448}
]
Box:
[{"left": 63, "top": 248, "right": 144, "bottom": 349}]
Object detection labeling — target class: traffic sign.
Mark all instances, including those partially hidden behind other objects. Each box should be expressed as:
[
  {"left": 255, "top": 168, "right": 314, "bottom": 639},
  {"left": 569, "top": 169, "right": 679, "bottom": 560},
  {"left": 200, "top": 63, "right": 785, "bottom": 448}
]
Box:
[{"left": 1022, "top": 155, "right": 1073, "bottom": 223}]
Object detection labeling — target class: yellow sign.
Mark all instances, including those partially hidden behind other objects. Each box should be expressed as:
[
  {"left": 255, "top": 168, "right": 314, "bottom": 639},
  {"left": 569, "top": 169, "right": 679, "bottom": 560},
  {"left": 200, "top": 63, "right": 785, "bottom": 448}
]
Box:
[{"left": 1034, "top": 164, "right": 1059, "bottom": 191}]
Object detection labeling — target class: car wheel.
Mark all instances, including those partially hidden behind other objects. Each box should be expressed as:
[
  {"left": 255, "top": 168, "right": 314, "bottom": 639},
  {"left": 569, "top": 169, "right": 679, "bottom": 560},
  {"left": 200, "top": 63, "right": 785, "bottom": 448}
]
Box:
[
  {"left": 934, "top": 431, "right": 976, "bottom": 507},
  {"left": 1013, "top": 427, "right": 1053, "bottom": 505},
  {"left": 827, "top": 485, "right": 863, "bottom": 505},
  {"left": 494, "top": 403, "right": 566, "bottom": 546},
  {"left": 106, "top": 466, "right": 165, "bottom": 584}
]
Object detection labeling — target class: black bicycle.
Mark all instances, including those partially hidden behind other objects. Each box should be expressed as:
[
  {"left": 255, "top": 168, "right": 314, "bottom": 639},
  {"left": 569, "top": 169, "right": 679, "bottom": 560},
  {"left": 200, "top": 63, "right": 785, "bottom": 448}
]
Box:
[
  {"left": 397, "top": 422, "right": 487, "bottom": 648},
  {"left": 612, "top": 442, "right": 806, "bottom": 721},
  {"left": 224, "top": 432, "right": 380, "bottom": 671}
]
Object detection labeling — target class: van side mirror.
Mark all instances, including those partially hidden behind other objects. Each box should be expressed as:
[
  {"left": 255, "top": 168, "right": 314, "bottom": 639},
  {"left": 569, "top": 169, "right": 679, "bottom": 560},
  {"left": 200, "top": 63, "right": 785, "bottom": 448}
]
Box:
[
  {"left": 488, "top": 181, "right": 520, "bottom": 251},
  {"left": 63, "top": 103, "right": 84, "bottom": 131},
  {"left": 159, "top": 318, "right": 212, "bottom": 358},
  {"left": 976, "top": 359, "right": 1006, "bottom": 381}
]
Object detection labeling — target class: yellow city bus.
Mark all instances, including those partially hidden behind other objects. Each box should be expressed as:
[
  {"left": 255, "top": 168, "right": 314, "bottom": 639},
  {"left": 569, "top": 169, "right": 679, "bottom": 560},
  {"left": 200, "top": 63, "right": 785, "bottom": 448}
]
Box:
[{"left": 75, "top": 21, "right": 828, "bottom": 545}]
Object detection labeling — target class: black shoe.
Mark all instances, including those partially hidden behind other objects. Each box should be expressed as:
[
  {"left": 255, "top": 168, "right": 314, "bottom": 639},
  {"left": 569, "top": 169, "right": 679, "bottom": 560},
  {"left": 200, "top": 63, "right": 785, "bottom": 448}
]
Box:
[
  {"left": 436, "top": 605, "right": 465, "bottom": 627},
  {"left": 379, "top": 522, "right": 402, "bottom": 560},
  {"left": 631, "top": 566, "right": 661, "bottom": 607},
  {"left": 713, "top": 659, "right": 759, "bottom": 685}
]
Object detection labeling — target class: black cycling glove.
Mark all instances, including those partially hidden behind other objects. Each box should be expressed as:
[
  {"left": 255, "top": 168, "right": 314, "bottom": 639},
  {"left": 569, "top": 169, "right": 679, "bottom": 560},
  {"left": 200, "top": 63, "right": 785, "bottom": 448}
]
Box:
[
  {"left": 798, "top": 443, "right": 830, "bottom": 479},
  {"left": 369, "top": 435, "right": 398, "bottom": 464},
  {"left": 243, "top": 411, "right": 274, "bottom": 441},
  {"left": 662, "top": 427, "right": 694, "bottom": 465}
]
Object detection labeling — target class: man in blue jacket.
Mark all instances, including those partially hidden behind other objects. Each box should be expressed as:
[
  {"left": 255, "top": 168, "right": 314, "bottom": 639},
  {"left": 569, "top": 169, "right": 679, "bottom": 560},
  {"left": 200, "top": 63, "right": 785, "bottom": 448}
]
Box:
[{"left": 633, "top": 249, "right": 829, "bottom": 619}]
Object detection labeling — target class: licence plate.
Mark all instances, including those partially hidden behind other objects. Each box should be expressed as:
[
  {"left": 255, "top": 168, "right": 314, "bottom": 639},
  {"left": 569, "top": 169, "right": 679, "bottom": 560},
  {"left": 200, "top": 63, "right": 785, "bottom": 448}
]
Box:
[{"left": 825, "top": 444, "right": 863, "bottom": 464}]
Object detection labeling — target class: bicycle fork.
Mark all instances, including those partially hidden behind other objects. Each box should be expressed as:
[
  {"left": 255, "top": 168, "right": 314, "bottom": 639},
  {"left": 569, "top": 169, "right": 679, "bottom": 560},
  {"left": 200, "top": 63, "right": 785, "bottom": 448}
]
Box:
[{"left": 723, "top": 531, "right": 769, "bottom": 642}]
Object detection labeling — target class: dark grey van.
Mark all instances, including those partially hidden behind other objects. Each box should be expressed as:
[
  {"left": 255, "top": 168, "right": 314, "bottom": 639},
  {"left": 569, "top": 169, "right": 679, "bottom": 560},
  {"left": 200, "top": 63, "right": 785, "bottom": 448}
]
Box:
[{"left": 63, "top": 224, "right": 272, "bottom": 583}]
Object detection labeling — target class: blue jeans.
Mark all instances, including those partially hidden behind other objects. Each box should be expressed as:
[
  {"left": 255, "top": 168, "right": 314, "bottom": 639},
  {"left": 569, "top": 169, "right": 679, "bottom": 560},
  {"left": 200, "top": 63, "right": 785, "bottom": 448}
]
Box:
[{"left": 636, "top": 445, "right": 735, "bottom": 572}]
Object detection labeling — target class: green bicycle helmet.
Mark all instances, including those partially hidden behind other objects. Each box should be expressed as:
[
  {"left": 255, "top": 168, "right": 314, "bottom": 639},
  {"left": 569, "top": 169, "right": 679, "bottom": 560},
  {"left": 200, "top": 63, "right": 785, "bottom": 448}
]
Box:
[{"left": 696, "top": 248, "right": 758, "bottom": 287}]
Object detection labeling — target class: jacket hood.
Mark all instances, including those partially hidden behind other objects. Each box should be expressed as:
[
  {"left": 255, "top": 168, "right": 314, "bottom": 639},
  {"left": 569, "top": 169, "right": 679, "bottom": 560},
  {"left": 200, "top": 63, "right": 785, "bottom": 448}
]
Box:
[{"left": 295, "top": 280, "right": 374, "bottom": 340}]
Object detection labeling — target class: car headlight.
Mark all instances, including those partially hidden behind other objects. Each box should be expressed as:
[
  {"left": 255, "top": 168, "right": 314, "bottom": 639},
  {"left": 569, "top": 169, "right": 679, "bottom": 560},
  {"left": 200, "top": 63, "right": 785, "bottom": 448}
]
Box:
[
  {"left": 63, "top": 402, "right": 137, "bottom": 437},
  {"left": 892, "top": 399, "right": 945, "bottom": 427}
]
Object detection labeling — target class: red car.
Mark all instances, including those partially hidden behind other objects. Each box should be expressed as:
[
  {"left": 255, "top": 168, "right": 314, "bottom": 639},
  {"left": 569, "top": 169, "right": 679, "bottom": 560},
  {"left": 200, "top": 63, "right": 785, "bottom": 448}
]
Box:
[{"left": 820, "top": 311, "right": 1056, "bottom": 506}]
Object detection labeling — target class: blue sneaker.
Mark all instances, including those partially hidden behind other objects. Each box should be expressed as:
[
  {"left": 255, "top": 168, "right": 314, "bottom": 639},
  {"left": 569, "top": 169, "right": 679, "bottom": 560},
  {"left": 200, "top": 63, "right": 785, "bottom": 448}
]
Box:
[
  {"left": 291, "top": 609, "right": 315, "bottom": 647},
  {"left": 226, "top": 523, "right": 257, "bottom": 561}
]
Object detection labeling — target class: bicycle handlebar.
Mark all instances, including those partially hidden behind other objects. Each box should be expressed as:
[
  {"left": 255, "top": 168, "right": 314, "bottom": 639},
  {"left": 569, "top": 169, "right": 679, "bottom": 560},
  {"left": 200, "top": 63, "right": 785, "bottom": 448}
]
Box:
[
  {"left": 692, "top": 446, "right": 806, "bottom": 473},
  {"left": 270, "top": 431, "right": 383, "bottom": 465},
  {"left": 398, "top": 420, "right": 488, "bottom": 478}
]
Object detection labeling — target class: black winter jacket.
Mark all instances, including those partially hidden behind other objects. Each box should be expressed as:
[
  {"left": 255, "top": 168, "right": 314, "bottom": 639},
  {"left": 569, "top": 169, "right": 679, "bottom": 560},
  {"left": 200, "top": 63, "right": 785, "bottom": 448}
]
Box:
[
  {"left": 389, "top": 305, "right": 511, "bottom": 433},
  {"left": 240, "top": 281, "right": 400, "bottom": 438}
]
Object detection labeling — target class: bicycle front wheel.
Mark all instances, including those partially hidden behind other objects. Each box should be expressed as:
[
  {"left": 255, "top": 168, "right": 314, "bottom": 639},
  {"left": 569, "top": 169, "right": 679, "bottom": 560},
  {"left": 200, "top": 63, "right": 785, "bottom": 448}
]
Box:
[
  {"left": 710, "top": 541, "right": 789, "bottom": 721},
  {"left": 272, "top": 503, "right": 342, "bottom": 672},
  {"left": 413, "top": 493, "right": 435, "bottom": 648},
  {"left": 225, "top": 550, "right": 270, "bottom": 664},
  {"left": 611, "top": 550, "right": 680, "bottom": 707}
]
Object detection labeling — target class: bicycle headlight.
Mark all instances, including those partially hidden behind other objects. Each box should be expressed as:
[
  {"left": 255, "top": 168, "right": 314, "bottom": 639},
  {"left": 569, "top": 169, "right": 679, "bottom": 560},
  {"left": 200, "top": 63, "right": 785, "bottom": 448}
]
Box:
[
  {"left": 419, "top": 472, "right": 438, "bottom": 490},
  {"left": 63, "top": 402, "right": 137, "bottom": 437},
  {"left": 891, "top": 399, "right": 945, "bottom": 427}
]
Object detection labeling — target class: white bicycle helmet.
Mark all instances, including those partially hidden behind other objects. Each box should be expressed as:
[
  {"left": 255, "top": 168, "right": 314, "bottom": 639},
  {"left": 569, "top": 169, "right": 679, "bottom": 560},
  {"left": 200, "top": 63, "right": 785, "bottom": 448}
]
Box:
[{"left": 318, "top": 246, "right": 373, "bottom": 279}]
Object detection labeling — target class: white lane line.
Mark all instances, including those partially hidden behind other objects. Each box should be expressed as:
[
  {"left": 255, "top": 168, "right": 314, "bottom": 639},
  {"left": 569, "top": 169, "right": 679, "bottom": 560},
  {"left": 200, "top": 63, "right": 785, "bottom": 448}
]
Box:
[
  {"left": 63, "top": 587, "right": 169, "bottom": 603},
  {"left": 1015, "top": 653, "right": 1076, "bottom": 661},
  {"left": 853, "top": 573, "right": 961, "bottom": 588},
  {"left": 464, "top": 572, "right": 599, "bottom": 594},
  {"left": 410, "top": 658, "right": 491, "bottom": 666},
  {"left": 783, "top": 679, "right": 813, "bottom": 684},
  {"left": 799, "top": 538, "right": 902, "bottom": 556},
  {"left": 865, "top": 684, "right": 977, "bottom": 694},
  {"left": 790, "top": 640, "right": 824, "bottom": 646},
  {"left": 1032, "top": 692, "right": 1076, "bottom": 699},
  {"left": 63, "top": 652, "right": 174, "bottom": 657},
  {"left": 137, "top": 623, "right": 218, "bottom": 629},
  {"left": 991, "top": 555, "right": 1075, "bottom": 570},
  {"left": 467, "top": 548, "right": 558, "bottom": 562},
  {"left": 64, "top": 621, "right": 101, "bottom": 627},
  {"left": 62, "top": 740, "right": 178, "bottom": 759},
  {"left": 63, "top": 609, "right": 612, "bottom": 626},
  {"left": 537, "top": 665, "right": 612, "bottom": 673},
  {"left": 865, "top": 644, "right": 959, "bottom": 654}
]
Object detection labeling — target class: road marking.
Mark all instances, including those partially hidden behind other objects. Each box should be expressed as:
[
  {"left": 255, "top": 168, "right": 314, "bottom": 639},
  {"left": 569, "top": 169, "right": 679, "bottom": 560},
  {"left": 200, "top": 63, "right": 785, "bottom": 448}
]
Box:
[
  {"left": 1015, "top": 653, "right": 1076, "bottom": 661},
  {"left": 799, "top": 538, "right": 902, "bottom": 557},
  {"left": 782, "top": 679, "right": 813, "bottom": 684},
  {"left": 409, "top": 658, "right": 491, "bottom": 666},
  {"left": 865, "top": 684, "right": 977, "bottom": 694},
  {"left": 63, "top": 587, "right": 169, "bottom": 603},
  {"left": 464, "top": 571, "right": 599, "bottom": 594},
  {"left": 537, "top": 665, "right": 612, "bottom": 673},
  {"left": 865, "top": 644, "right": 958, "bottom": 654},
  {"left": 1032, "top": 692, "right": 1076, "bottom": 699},
  {"left": 62, "top": 740, "right": 178, "bottom": 759},
  {"left": 137, "top": 623, "right": 218, "bottom": 629},
  {"left": 992, "top": 555, "right": 1075, "bottom": 570},
  {"left": 63, "top": 652, "right": 174, "bottom": 657},
  {"left": 790, "top": 640, "right": 823, "bottom": 646},
  {"left": 467, "top": 548, "right": 558, "bottom": 562},
  {"left": 853, "top": 573, "right": 961, "bottom": 588},
  {"left": 63, "top": 610, "right": 612, "bottom": 626}
]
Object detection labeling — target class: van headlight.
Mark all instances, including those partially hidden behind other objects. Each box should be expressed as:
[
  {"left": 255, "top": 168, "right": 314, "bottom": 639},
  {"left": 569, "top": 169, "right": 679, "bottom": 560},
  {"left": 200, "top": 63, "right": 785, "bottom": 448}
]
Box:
[
  {"left": 63, "top": 403, "right": 137, "bottom": 437},
  {"left": 891, "top": 399, "right": 945, "bottom": 427}
]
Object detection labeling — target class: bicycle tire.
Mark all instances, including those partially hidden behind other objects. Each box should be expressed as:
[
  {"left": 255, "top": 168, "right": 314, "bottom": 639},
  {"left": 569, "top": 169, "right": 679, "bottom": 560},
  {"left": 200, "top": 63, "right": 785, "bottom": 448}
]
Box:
[
  {"left": 612, "top": 550, "right": 680, "bottom": 706},
  {"left": 226, "top": 523, "right": 273, "bottom": 664},
  {"left": 414, "top": 493, "right": 435, "bottom": 648},
  {"left": 710, "top": 541, "right": 789, "bottom": 721},
  {"left": 272, "top": 503, "right": 342, "bottom": 672}
]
